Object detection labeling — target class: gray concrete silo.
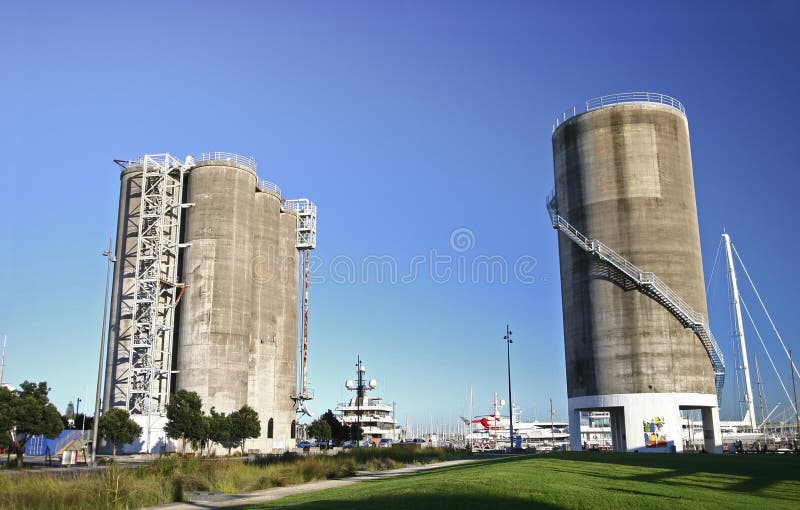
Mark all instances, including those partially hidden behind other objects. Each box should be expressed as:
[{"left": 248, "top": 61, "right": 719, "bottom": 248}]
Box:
[
  {"left": 274, "top": 209, "right": 300, "bottom": 447},
  {"left": 176, "top": 160, "right": 256, "bottom": 414},
  {"left": 248, "top": 188, "right": 282, "bottom": 451},
  {"left": 550, "top": 94, "right": 722, "bottom": 453},
  {"left": 103, "top": 165, "right": 142, "bottom": 411}
]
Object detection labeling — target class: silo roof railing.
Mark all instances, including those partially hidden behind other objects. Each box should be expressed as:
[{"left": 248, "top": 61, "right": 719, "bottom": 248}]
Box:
[
  {"left": 257, "top": 178, "right": 281, "bottom": 195},
  {"left": 195, "top": 152, "right": 258, "bottom": 171},
  {"left": 553, "top": 92, "right": 686, "bottom": 132}
]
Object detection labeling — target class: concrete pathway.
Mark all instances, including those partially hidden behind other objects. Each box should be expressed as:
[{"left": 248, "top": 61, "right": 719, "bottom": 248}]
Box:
[{"left": 144, "top": 459, "right": 477, "bottom": 509}]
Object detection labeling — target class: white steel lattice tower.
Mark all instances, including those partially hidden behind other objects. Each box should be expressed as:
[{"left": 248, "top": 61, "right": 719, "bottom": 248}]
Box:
[
  {"left": 127, "top": 154, "right": 188, "bottom": 415},
  {"left": 285, "top": 199, "right": 317, "bottom": 415}
]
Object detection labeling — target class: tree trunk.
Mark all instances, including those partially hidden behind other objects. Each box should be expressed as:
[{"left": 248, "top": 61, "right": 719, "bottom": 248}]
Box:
[
  {"left": 241, "top": 439, "right": 246, "bottom": 456},
  {"left": 112, "top": 443, "right": 117, "bottom": 461},
  {"left": 15, "top": 440, "right": 25, "bottom": 468}
]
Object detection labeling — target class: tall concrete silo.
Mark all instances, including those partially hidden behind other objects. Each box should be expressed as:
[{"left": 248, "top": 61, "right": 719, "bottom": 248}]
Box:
[
  {"left": 549, "top": 93, "right": 724, "bottom": 453},
  {"left": 176, "top": 159, "right": 257, "bottom": 414},
  {"left": 103, "top": 165, "right": 142, "bottom": 411},
  {"left": 248, "top": 188, "right": 282, "bottom": 451},
  {"left": 274, "top": 209, "right": 300, "bottom": 446}
]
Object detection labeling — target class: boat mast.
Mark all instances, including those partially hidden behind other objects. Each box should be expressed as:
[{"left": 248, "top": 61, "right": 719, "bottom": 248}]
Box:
[
  {"left": 0, "top": 335, "right": 6, "bottom": 384},
  {"left": 723, "top": 232, "right": 757, "bottom": 430},
  {"left": 755, "top": 354, "right": 767, "bottom": 442},
  {"left": 791, "top": 350, "right": 800, "bottom": 440}
]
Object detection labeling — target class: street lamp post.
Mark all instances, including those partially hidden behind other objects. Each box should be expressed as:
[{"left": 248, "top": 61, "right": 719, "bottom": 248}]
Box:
[
  {"left": 76, "top": 397, "right": 82, "bottom": 433},
  {"left": 504, "top": 325, "right": 514, "bottom": 451},
  {"left": 91, "top": 237, "right": 115, "bottom": 465}
]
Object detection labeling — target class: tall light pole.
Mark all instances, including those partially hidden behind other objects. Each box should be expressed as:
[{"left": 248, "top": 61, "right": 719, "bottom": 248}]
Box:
[
  {"left": 91, "top": 237, "right": 115, "bottom": 465},
  {"left": 504, "top": 325, "right": 514, "bottom": 450}
]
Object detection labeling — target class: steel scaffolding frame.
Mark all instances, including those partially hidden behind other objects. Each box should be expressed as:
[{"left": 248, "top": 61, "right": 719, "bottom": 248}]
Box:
[
  {"left": 126, "top": 154, "right": 189, "bottom": 415},
  {"left": 285, "top": 199, "right": 317, "bottom": 414}
]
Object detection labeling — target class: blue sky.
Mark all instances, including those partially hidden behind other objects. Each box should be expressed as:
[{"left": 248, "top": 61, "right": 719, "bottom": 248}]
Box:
[{"left": 1, "top": 1, "right": 798, "bottom": 426}]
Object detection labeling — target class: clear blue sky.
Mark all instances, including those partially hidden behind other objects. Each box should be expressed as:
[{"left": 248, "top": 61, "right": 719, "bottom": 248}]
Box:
[{"left": 1, "top": 1, "right": 798, "bottom": 426}]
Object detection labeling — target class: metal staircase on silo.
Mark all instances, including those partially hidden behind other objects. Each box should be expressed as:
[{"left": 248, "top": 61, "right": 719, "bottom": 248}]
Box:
[{"left": 546, "top": 192, "right": 726, "bottom": 405}]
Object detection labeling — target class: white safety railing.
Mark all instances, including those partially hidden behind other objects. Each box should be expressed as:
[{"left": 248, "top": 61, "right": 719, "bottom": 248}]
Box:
[
  {"left": 553, "top": 92, "right": 686, "bottom": 132},
  {"left": 194, "top": 152, "right": 257, "bottom": 171},
  {"left": 257, "top": 178, "right": 281, "bottom": 195},
  {"left": 547, "top": 192, "right": 725, "bottom": 404}
]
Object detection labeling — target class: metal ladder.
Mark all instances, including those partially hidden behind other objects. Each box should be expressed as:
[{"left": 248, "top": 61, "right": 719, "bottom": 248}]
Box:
[{"left": 547, "top": 194, "right": 725, "bottom": 405}]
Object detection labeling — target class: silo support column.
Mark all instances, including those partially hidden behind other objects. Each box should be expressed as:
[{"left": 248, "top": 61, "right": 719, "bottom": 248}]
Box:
[
  {"left": 701, "top": 406, "right": 723, "bottom": 454},
  {"left": 568, "top": 408, "right": 582, "bottom": 451}
]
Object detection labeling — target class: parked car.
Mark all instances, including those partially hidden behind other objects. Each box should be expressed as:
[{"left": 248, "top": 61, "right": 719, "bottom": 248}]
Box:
[
  {"left": 297, "top": 440, "right": 317, "bottom": 448},
  {"left": 378, "top": 438, "right": 393, "bottom": 448},
  {"left": 342, "top": 440, "right": 357, "bottom": 448}
]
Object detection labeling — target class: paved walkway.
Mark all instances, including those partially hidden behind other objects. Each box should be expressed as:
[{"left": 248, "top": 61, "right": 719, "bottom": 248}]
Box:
[{"left": 145, "top": 459, "right": 477, "bottom": 509}]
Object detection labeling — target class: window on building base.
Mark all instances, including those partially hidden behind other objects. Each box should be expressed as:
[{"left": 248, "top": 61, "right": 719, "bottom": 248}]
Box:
[{"left": 268, "top": 418, "right": 274, "bottom": 439}]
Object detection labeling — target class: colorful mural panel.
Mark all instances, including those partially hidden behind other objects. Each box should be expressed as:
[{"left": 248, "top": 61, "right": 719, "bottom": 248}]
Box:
[{"left": 643, "top": 416, "right": 667, "bottom": 448}]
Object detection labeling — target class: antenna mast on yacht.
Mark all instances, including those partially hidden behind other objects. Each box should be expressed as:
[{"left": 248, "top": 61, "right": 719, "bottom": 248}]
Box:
[{"left": 723, "top": 232, "right": 757, "bottom": 430}]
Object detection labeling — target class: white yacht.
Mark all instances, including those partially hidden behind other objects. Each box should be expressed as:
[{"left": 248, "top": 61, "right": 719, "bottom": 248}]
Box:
[
  {"left": 335, "top": 357, "right": 398, "bottom": 443},
  {"left": 465, "top": 392, "right": 570, "bottom": 450}
]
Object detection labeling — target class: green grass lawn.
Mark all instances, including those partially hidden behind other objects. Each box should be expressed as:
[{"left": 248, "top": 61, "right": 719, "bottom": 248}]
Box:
[{"left": 243, "top": 452, "right": 800, "bottom": 510}]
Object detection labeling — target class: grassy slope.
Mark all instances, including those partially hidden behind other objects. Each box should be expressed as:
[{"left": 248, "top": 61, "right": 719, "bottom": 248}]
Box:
[{"left": 245, "top": 452, "right": 800, "bottom": 510}]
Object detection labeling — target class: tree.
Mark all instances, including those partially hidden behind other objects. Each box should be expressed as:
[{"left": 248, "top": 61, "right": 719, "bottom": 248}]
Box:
[
  {"left": 229, "top": 405, "right": 260, "bottom": 455},
  {"left": 0, "top": 386, "right": 15, "bottom": 452},
  {"left": 164, "top": 390, "right": 205, "bottom": 454},
  {"left": 308, "top": 417, "right": 332, "bottom": 444},
  {"left": 206, "top": 408, "right": 231, "bottom": 455},
  {"left": 3, "top": 381, "right": 63, "bottom": 467},
  {"left": 321, "top": 409, "right": 346, "bottom": 441},
  {"left": 98, "top": 408, "right": 142, "bottom": 460},
  {"left": 348, "top": 423, "right": 363, "bottom": 441}
]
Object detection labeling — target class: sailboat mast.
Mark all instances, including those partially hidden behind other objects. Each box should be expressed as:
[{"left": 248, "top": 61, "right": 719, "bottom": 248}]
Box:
[
  {"left": 755, "top": 354, "right": 767, "bottom": 442},
  {"left": 723, "top": 232, "right": 757, "bottom": 430},
  {"left": 0, "top": 335, "right": 6, "bottom": 384},
  {"left": 791, "top": 350, "right": 800, "bottom": 440}
]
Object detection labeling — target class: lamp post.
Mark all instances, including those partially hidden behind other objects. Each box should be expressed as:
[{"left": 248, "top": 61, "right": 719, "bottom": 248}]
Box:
[
  {"left": 504, "top": 325, "right": 514, "bottom": 450},
  {"left": 76, "top": 397, "right": 82, "bottom": 432},
  {"left": 91, "top": 237, "right": 115, "bottom": 465}
]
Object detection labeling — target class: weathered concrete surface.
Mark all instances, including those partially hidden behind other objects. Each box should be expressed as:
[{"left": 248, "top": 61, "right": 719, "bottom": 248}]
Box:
[
  {"left": 248, "top": 190, "right": 282, "bottom": 452},
  {"left": 273, "top": 209, "right": 299, "bottom": 449},
  {"left": 552, "top": 103, "right": 715, "bottom": 398},
  {"left": 176, "top": 161, "right": 257, "bottom": 414},
  {"left": 143, "top": 459, "right": 478, "bottom": 509},
  {"left": 104, "top": 166, "right": 142, "bottom": 411}
]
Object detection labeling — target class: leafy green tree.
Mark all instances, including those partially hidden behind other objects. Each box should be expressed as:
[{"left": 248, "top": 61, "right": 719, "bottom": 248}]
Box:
[
  {"left": 206, "top": 407, "right": 231, "bottom": 455},
  {"left": 164, "top": 390, "right": 205, "bottom": 454},
  {"left": 321, "top": 409, "right": 346, "bottom": 441},
  {"left": 0, "top": 386, "right": 15, "bottom": 451},
  {"left": 98, "top": 408, "right": 142, "bottom": 460},
  {"left": 308, "top": 417, "right": 332, "bottom": 444},
  {"left": 345, "top": 422, "right": 364, "bottom": 441},
  {"left": 4, "top": 381, "right": 63, "bottom": 467},
  {"left": 229, "top": 405, "right": 260, "bottom": 455}
]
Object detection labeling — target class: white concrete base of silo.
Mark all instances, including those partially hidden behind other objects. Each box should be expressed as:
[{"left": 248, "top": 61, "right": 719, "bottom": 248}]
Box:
[
  {"left": 568, "top": 393, "right": 722, "bottom": 454},
  {"left": 118, "top": 414, "right": 178, "bottom": 454}
]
